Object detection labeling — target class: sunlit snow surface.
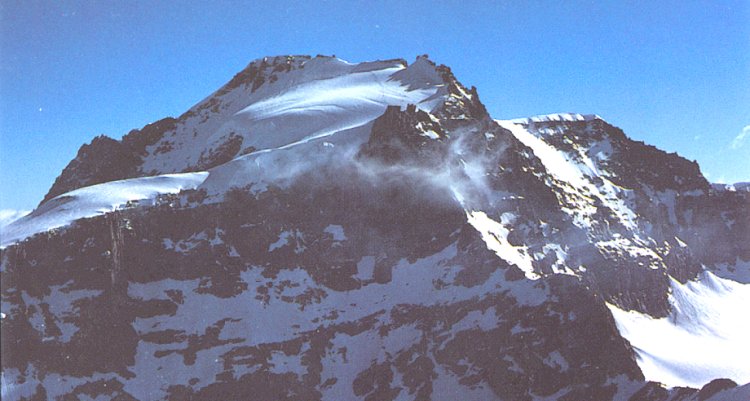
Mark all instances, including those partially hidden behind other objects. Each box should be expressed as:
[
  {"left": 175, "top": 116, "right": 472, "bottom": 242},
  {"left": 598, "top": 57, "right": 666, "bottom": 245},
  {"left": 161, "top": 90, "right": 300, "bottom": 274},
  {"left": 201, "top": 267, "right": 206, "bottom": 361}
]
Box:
[
  {"left": 497, "top": 118, "right": 639, "bottom": 232},
  {"left": 140, "top": 57, "right": 446, "bottom": 174},
  {"left": 608, "top": 271, "right": 750, "bottom": 388},
  {"left": 465, "top": 211, "right": 539, "bottom": 280},
  {"left": 0, "top": 172, "right": 208, "bottom": 247},
  {"left": 0, "top": 210, "right": 30, "bottom": 229}
]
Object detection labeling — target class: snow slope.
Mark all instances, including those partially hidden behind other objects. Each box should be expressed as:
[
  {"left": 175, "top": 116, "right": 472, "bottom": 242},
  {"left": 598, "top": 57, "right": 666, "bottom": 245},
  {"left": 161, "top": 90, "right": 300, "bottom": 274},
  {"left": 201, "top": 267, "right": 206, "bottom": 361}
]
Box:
[
  {"left": 496, "top": 118, "right": 638, "bottom": 232},
  {"left": 198, "top": 121, "right": 373, "bottom": 197},
  {"left": 465, "top": 211, "right": 539, "bottom": 280},
  {"left": 608, "top": 271, "right": 750, "bottom": 388},
  {"left": 0, "top": 172, "right": 208, "bottom": 247},
  {"left": 0, "top": 210, "right": 30, "bottom": 230},
  {"left": 140, "top": 56, "right": 448, "bottom": 175}
]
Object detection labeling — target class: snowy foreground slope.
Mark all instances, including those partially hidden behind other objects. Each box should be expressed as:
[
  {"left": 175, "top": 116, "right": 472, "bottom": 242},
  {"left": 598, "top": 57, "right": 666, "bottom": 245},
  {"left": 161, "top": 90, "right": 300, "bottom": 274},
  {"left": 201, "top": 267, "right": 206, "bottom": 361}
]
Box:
[
  {"left": 608, "top": 271, "right": 750, "bottom": 388},
  {"left": 2, "top": 55, "right": 749, "bottom": 401}
]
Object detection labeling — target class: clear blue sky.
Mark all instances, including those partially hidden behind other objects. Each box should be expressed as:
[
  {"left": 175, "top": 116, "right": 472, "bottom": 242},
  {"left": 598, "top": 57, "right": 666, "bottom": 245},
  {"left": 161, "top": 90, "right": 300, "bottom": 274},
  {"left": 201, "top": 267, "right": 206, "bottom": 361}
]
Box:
[{"left": 1, "top": 0, "right": 749, "bottom": 211}]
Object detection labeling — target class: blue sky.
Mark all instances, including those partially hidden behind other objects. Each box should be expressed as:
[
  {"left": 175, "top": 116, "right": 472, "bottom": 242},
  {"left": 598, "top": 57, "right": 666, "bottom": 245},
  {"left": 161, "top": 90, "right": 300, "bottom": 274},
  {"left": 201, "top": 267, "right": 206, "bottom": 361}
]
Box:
[{"left": 1, "top": 0, "right": 749, "bottom": 211}]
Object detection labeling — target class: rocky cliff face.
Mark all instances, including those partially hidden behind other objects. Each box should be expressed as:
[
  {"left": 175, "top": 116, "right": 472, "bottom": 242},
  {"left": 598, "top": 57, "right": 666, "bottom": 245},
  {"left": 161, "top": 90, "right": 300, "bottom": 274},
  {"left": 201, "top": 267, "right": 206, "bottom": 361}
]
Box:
[{"left": 2, "top": 55, "right": 748, "bottom": 400}]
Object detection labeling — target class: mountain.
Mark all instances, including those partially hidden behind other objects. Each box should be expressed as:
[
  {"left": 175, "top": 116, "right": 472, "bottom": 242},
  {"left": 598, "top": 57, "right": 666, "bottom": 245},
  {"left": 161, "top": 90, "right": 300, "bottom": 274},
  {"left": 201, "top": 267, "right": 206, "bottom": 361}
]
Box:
[{"left": 2, "top": 55, "right": 748, "bottom": 401}]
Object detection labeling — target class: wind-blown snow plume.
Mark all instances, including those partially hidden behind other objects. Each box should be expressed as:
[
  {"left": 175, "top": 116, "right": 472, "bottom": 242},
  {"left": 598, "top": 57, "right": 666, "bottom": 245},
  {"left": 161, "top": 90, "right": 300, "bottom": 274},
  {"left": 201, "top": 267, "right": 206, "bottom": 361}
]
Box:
[{"left": 730, "top": 125, "right": 750, "bottom": 149}]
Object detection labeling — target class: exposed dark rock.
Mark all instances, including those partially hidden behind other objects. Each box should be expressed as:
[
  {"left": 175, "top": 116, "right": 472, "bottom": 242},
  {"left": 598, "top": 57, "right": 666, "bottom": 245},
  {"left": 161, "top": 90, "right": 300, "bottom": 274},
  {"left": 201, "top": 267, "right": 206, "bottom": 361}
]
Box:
[
  {"left": 41, "top": 136, "right": 142, "bottom": 204},
  {"left": 629, "top": 381, "right": 672, "bottom": 401},
  {"left": 194, "top": 133, "right": 244, "bottom": 171},
  {"left": 697, "top": 378, "right": 738, "bottom": 401},
  {"left": 358, "top": 104, "right": 447, "bottom": 165}
]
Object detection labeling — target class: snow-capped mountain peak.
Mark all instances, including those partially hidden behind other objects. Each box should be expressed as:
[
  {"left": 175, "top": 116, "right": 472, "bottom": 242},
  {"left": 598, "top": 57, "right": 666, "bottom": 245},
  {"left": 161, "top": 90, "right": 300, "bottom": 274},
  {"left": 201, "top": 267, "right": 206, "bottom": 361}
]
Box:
[
  {"left": 2, "top": 55, "right": 749, "bottom": 401},
  {"left": 40, "top": 55, "right": 475, "bottom": 205}
]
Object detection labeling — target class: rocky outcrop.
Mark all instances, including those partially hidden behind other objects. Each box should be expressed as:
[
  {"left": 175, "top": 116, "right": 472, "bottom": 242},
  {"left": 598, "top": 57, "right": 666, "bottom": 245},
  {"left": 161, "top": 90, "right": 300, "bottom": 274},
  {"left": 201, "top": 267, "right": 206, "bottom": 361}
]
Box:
[
  {"left": 358, "top": 104, "right": 447, "bottom": 165},
  {"left": 42, "top": 117, "right": 179, "bottom": 204},
  {"left": 41, "top": 135, "right": 141, "bottom": 204}
]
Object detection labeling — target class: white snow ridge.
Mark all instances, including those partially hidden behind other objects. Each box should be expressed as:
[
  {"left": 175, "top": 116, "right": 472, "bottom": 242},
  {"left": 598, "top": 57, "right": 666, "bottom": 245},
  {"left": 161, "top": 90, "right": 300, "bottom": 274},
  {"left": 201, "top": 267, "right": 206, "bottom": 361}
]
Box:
[{"left": 0, "top": 172, "right": 208, "bottom": 248}]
